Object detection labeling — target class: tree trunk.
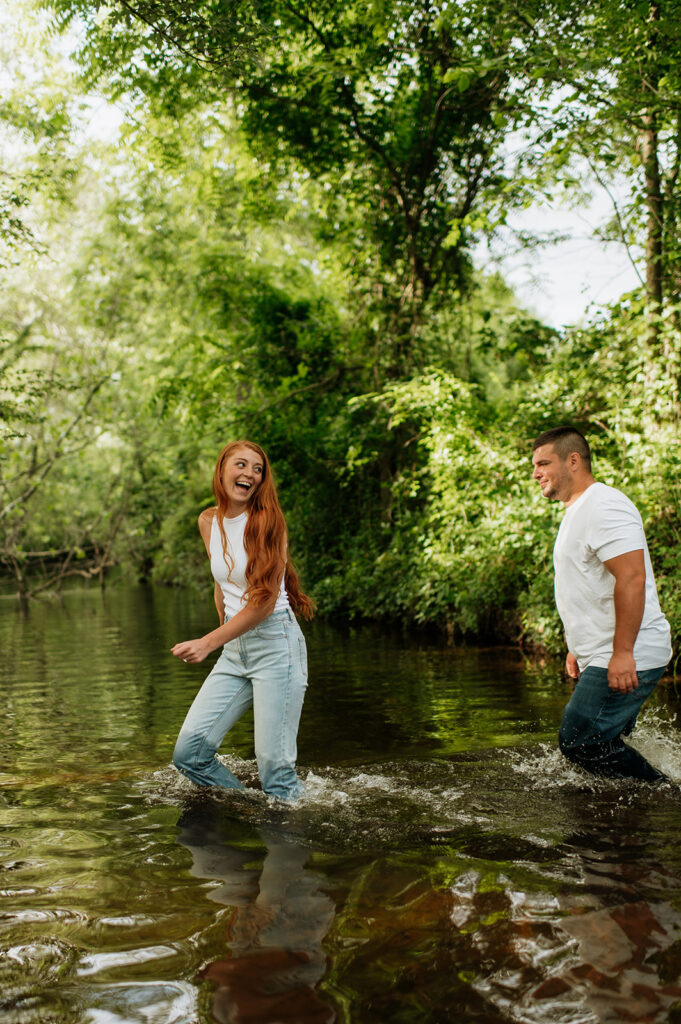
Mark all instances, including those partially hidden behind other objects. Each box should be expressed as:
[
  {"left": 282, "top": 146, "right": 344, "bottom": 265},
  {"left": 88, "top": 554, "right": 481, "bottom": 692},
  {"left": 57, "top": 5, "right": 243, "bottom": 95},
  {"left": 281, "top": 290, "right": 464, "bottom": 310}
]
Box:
[
  {"left": 640, "top": 108, "right": 663, "bottom": 352},
  {"left": 640, "top": 2, "right": 663, "bottom": 355}
]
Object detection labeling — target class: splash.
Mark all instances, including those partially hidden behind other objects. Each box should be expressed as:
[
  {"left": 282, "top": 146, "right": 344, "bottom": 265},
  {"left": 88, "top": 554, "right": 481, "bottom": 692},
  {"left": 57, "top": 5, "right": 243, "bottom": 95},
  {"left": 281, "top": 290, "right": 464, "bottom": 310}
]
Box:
[
  {"left": 627, "top": 708, "right": 681, "bottom": 782},
  {"left": 140, "top": 719, "right": 681, "bottom": 857}
]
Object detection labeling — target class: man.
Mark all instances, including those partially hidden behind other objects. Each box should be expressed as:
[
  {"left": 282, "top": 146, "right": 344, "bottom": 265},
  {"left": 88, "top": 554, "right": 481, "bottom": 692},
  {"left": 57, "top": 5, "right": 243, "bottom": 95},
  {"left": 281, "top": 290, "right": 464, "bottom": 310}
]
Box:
[{"left": 531, "top": 426, "right": 672, "bottom": 782}]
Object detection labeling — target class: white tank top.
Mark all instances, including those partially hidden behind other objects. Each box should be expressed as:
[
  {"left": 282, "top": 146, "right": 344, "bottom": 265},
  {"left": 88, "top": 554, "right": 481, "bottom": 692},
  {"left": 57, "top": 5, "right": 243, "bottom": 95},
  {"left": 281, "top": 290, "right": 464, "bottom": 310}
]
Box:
[{"left": 209, "top": 513, "right": 289, "bottom": 620}]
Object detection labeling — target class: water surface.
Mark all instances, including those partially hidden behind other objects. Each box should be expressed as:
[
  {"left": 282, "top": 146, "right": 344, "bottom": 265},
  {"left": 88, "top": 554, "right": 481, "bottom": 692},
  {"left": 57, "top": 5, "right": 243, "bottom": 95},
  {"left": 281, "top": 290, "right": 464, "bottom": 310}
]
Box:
[{"left": 1, "top": 585, "right": 681, "bottom": 1023}]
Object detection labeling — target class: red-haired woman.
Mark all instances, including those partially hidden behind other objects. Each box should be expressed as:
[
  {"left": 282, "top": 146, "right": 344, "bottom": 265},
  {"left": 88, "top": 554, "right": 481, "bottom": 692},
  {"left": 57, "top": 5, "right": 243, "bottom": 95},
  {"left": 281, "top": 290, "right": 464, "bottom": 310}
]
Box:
[{"left": 171, "top": 441, "right": 314, "bottom": 802}]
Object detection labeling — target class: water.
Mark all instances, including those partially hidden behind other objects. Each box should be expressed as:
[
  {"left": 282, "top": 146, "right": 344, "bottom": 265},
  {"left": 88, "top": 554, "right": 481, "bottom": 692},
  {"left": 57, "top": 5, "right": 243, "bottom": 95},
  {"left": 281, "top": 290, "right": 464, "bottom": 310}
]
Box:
[{"left": 1, "top": 585, "right": 681, "bottom": 1024}]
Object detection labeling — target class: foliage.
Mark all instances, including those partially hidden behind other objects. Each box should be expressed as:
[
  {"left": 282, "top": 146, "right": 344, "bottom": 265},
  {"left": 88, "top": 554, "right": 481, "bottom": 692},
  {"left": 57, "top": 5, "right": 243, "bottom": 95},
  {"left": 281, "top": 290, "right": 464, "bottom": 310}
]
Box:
[
  {"left": 311, "top": 371, "right": 550, "bottom": 638},
  {"left": 0, "top": 0, "right": 79, "bottom": 262},
  {"left": 41, "top": 0, "right": 565, "bottom": 379},
  {"left": 510, "top": 0, "right": 681, "bottom": 350},
  {"left": 2, "top": 0, "right": 681, "bottom": 669},
  {"left": 511, "top": 297, "right": 681, "bottom": 647}
]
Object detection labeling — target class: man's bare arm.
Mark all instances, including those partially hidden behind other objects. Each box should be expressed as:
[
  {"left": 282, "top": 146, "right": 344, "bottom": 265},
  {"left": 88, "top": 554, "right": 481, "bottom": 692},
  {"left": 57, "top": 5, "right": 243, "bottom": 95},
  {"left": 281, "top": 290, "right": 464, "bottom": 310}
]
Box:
[{"left": 602, "top": 549, "right": 646, "bottom": 693}]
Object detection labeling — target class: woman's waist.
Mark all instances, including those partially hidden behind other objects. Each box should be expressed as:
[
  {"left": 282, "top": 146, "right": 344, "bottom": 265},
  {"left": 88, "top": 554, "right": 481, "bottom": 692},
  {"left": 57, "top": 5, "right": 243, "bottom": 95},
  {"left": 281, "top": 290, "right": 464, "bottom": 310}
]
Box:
[{"left": 222, "top": 606, "right": 302, "bottom": 650}]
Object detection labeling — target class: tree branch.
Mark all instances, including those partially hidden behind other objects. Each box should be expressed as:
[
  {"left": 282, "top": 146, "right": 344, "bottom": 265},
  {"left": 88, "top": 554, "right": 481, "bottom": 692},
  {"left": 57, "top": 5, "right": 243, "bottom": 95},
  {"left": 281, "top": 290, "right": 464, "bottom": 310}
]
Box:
[
  {"left": 0, "top": 375, "right": 109, "bottom": 521},
  {"left": 575, "top": 144, "right": 645, "bottom": 287}
]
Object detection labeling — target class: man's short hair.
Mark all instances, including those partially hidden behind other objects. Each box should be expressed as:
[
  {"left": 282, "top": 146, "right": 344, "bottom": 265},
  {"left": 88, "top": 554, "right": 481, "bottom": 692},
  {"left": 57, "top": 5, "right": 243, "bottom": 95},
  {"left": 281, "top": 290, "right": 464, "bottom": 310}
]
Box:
[{"left": 532, "top": 426, "right": 592, "bottom": 469}]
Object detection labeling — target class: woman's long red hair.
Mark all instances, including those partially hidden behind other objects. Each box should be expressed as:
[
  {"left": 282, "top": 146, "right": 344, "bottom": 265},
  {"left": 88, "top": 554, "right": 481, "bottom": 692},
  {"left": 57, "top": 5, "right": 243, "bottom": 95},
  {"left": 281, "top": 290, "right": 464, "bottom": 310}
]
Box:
[{"left": 212, "top": 440, "right": 314, "bottom": 620}]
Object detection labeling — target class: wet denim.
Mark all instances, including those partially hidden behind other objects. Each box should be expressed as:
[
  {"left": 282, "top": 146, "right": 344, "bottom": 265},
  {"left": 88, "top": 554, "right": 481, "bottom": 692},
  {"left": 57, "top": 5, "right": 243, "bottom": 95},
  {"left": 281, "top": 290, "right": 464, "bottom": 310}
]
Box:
[
  {"left": 558, "top": 664, "right": 668, "bottom": 782},
  {"left": 173, "top": 608, "right": 307, "bottom": 801}
]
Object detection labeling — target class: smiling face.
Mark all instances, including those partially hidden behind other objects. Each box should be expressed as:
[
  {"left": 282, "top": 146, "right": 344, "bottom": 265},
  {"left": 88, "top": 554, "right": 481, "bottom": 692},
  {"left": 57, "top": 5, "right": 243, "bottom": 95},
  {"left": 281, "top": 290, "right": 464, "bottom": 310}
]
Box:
[
  {"left": 221, "top": 445, "right": 264, "bottom": 515},
  {"left": 531, "top": 443, "right": 575, "bottom": 504}
]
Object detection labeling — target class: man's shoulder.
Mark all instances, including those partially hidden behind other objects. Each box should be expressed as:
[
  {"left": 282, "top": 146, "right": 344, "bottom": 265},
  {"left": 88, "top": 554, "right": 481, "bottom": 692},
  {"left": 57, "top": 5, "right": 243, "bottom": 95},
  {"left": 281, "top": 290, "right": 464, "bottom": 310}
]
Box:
[
  {"left": 563, "top": 483, "right": 641, "bottom": 536},
  {"left": 585, "top": 481, "right": 638, "bottom": 511},
  {"left": 585, "top": 483, "right": 644, "bottom": 542}
]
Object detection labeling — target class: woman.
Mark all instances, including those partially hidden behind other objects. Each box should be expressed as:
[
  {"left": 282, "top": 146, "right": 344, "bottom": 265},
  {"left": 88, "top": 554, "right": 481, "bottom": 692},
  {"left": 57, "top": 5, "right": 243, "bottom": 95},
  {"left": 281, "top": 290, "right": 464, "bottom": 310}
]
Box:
[{"left": 171, "top": 440, "right": 314, "bottom": 802}]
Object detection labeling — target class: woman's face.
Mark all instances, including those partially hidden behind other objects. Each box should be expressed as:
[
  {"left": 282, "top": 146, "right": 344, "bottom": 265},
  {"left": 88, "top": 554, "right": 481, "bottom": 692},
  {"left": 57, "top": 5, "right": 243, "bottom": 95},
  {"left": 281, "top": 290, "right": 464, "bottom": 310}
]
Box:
[{"left": 222, "top": 446, "right": 264, "bottom": 514}]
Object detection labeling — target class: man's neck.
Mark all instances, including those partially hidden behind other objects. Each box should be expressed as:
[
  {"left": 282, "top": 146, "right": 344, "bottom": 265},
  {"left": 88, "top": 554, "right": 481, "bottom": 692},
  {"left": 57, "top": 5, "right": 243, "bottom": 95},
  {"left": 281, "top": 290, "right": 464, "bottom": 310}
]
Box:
[{"left": 563, "top": 476, "right": 595, "bottom": 508}]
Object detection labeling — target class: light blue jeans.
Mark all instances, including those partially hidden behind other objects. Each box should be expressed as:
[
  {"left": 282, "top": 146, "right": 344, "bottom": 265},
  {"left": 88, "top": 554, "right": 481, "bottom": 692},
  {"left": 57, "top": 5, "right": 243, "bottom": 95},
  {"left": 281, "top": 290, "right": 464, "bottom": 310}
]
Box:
[{"left": 173, "top": 608, "right": 308, "bottom": 801}]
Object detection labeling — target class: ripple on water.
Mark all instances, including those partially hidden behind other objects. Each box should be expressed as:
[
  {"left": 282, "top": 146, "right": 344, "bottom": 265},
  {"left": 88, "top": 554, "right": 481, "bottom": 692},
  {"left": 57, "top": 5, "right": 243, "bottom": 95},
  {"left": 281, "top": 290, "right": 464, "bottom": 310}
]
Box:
[
  {"left": 76, "top": 980, "right": 198, "bottom": 1024},
  {"left": 0, "top": 938, "right": 80, "bottom": 1023},
  {"left": 467, "top": 884, "right": 681, "bottom": 1023},
  {"left": 76, "top": 944, "right": 182, "bottom": 978},
  {"left": 2, "top": 938, "right": 79, "bottom": 978},
  {"left": 0, "top": 907, "right": 89, "bottom": 925}
]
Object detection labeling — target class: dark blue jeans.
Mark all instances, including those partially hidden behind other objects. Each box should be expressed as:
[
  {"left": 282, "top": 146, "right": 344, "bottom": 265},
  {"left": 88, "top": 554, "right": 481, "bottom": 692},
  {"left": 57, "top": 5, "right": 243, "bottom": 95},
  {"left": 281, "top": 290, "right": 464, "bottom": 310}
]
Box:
[{"left": 559, "top": 665, "right": 668, "bottom": 782}]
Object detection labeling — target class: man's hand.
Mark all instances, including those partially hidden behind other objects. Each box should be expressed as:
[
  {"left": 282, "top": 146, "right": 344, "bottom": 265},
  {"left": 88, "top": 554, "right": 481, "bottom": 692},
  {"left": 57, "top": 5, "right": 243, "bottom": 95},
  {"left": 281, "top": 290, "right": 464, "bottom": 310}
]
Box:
[
  {"left": 171, "top": 636, "right": 213, "bottom": 664},
  {"left": 565, "top": 652, "right": 579, "bottom": 679},
  {"left": 607, "top": 650, "right": 639, "bottom": 693}
]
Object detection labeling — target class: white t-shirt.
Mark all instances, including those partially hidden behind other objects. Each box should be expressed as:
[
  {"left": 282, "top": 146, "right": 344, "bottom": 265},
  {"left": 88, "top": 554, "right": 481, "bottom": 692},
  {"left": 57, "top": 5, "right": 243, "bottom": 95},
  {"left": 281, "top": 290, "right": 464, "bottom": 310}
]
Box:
[
  {"left": 209, "top": 513, "right": 289, "bottom": 620},
  {"left": 553, "top": 482, "right": 671, "bottom": 672}
]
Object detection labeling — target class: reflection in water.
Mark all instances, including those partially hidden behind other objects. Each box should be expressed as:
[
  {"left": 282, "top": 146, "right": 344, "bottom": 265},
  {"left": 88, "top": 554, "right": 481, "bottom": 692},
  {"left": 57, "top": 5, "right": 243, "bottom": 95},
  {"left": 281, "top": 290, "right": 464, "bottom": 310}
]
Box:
[
  {"left": 460, "top": 825, "right": 681, "bottom": 1024},
  {"left": 177, "top": 805, "right": 336, "bottom": 1024},
  {"left": 537, "top": 801, "right": 681, "bottom": 1024},
  {"left": 306, "top": 782, "right": 681, "bottom": 1024},
  {"left": 160, "top": 752, "right": 681, "bottom": 1024}
]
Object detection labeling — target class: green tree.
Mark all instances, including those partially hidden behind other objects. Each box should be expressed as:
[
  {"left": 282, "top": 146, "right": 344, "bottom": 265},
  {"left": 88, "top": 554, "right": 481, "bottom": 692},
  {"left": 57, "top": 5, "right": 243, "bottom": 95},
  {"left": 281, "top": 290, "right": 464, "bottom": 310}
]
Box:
[
  {"left": 517, "top": 0, "right": 681, "bottom": 357},
  {"left": 0, "top": 0, "right": 79, "bottom": 260},
  {"left": 0, "top": 1, "right": 123, "bottom": 596},
  {"left": 43, "top": 0, "right": 555, "bottom": 378}
]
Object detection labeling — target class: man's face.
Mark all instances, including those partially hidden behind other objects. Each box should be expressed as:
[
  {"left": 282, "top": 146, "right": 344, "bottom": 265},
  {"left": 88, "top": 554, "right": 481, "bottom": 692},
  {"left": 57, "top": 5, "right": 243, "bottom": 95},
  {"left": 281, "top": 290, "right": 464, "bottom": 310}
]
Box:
[{"left": 531, "top": 444, "right": 574, "bottom": 503}]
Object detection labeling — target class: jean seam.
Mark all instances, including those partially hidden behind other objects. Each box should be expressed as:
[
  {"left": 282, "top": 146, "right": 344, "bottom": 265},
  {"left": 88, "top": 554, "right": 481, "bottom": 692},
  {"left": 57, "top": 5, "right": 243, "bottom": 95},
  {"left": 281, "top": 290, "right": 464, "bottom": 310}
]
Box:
[{"left": 278, "top": 623, "right": 294, "bottom": 765}]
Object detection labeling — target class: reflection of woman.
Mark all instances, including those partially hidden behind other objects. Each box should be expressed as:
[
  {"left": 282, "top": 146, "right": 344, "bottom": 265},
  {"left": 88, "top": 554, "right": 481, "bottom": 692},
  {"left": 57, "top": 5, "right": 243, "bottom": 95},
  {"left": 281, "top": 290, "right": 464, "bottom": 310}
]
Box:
[
  {"left": 177, "top": 807, "right": 336, "bottom": 1024},
  {"left": 171, "top": 440, "right": 314, "bottom": 802}
]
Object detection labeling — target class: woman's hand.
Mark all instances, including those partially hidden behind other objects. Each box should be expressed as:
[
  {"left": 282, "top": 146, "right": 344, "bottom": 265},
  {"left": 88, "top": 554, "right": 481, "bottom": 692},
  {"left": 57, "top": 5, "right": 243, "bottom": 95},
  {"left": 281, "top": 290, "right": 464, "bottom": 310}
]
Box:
[
  {"left": 171, "top": 637, "right": 213, "bottom": 664},
  {"left": 171, "top": 599, "right": 277, "bottom": 666}
]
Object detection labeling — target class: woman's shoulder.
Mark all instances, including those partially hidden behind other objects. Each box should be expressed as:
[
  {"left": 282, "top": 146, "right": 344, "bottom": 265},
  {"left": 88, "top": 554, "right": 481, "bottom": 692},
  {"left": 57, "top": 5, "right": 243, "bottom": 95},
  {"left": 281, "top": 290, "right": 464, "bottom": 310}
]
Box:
[{"left": 198, "top": 506, "right": 217, "bottom": 540}]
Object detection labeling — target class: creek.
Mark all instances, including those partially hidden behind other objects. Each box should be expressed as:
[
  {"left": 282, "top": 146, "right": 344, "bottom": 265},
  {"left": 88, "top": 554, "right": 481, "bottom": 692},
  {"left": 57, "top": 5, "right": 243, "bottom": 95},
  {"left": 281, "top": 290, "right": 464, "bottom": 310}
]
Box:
[{"left": 1, "top": 585, "right": 681, "bottom": 1023}]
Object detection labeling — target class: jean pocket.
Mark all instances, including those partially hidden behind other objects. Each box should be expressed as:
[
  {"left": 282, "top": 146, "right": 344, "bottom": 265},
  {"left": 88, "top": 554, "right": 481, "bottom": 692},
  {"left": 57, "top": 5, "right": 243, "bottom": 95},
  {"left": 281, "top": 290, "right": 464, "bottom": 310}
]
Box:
[{"left": 253, "top": 622, "right": 287, "bottom": 640}]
